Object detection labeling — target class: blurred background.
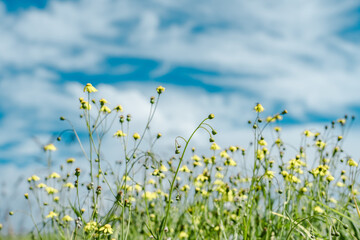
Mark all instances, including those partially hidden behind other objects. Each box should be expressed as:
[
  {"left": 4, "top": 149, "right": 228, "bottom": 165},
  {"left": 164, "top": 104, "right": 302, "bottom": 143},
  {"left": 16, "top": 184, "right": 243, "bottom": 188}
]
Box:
[{"left": 1, "top": 0, "right": 360, "bottom": 233}]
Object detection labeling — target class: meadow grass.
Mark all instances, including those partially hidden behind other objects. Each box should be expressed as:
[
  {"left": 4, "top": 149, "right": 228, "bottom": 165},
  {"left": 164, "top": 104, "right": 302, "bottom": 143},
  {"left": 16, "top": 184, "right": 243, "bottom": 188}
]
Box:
[{"left": 1, "top": 83, "right": 360, "bottom": 240}]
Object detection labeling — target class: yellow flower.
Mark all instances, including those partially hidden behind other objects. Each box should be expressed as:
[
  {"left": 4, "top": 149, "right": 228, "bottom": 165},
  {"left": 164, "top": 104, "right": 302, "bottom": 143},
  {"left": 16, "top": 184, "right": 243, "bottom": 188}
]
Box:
[
  {"left": 254, "top": 103, "right": 264, "bottom": 113},
  {"left": 63, "top": 182, "right": 75, "bottom": 189},
  {"left": 348, "top": 158, "right": 358, "bottom": 167},
  {"left": 160, "top": 164, "right": 168, "bottom": 172},
  {"left": 49, "top": 172, "right": 61, "bottom": 179},
  {"left": 45, "top": 187, "right": 59, "bottom": 194},
  {"left": 210, "top": 143, "right": 221, "bottom": 150},
  {"left": 80, "top": 101, "right": 91, "bottom": 110},
  {"left": 179, "top": 165, "right": 191, "bottom": 173},
  {"left": 258, "top": 139, "right": 267, "bottom": 146},
  {"left": 229, "top": 146, "right": 238, "bottom": 152},
  {"left": 148, "top": 179, "right": 156, "bottom": 185},
  {"left": 314, "top": 206, "right": 324, "bottom": 214},
  {"left": 66, "top": 158, "right": 75, "bottom": 163},
  {"left": 224, "top": 158, "right": 237, "bottom": 166},
  {"left": 114, "top": 105, "right": 123, "bottom": 112},
  {"left": 256, "top": 149, "right": 265, "bottom": 160},
  {"left": 100, "top": 105, "right": 111, "bottom": 113},
  {"left": 326, "top": 175, "right": 335, "bottom": 182},
  {"left": 266, "top": 116, "right": 275, "bottom": 123},
  {"left": 156, "top": 86, "right": 165, "bottom": 94},
  {"left": 84, "top": 221, "right": 98, "bottom": 233},
  {"left": 179, "top": 231, "right": 189, "bottom": 239},
  {"left": 31, "top": 175, "right": 40, "bottom": 181},
  {"left": 37, "top": 183, "right": 47, "bottom": 188},
  {"left": 142, "top": 191, "right": 157, "bottom": 201},
  {"left": 135, "top": 184, "right": 142, "bottom": 192},
  {"left": 46, "top": 211, "right": 58, "bottom": 219},
  {"left": 0, "top": 223, "right": 2, "bottom": 230},
  {"left": 99, "top": 98, "right": 108, "bottom": 105},
  {"left": 336, "top": 182, "right": 345, "bottom": 187},
  {"left": 215, "top": 172, "right": 224, "bottom": 179},
  {"left": 264, "top": 170, "right": 275, "bottom": 179},
  {"left": 337, "top": 118, "right": 346, "bottom": 125},
  {"left": 62, "top": 215, "right": 73, "bottom": 222},
  {"left": 99, "top": 224, "right": 113, "bottom": 234},
  {"left": 274, "top": 126, "right": 281, "bottom": 132},
  {"left": 315, "top": 140, "right": 326, "bottom": 149},
  {"left": 220, "top": 150, "right": 229, "bottom": 159},
  {"left": 330, "top": 198, "right": 337, "bottom": 204},
  {"left": 133, "top": 133, "right": 141, "bottom": 140},
  {"left": 43, "top": 144, "right": 56, "bottom": 151},
  {"left": 54, "top": 196, "right": 60, "bottom": 202},
  {"left": 113, "top": 130, "right": 127, "bottom": 137},
  {"left": 181, "top": 184, "right": 190, "bottom": 192},
  {"left": 300, "top": 187, "right": 307, "bottom": 193},
  {"left": 303, "top": 130, "right": 314, "bottom": 137},
  {"left": 196, "top": 174, "right": 208, "bottom": 182},
  {"left": 83, "top": 83, "right": 98, "bottom": 93}
]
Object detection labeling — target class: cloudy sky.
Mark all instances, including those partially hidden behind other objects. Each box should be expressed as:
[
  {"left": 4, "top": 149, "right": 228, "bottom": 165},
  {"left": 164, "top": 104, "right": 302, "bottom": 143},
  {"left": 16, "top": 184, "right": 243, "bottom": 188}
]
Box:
[{"left": 1, "top": 0, "right": 360, "bottom": 231}]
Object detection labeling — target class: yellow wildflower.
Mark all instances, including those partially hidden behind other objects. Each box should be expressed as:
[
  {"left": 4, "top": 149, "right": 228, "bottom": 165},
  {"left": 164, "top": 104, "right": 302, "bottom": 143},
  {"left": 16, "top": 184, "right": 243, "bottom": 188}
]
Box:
[
  {"left": 303, "top": 130, "right": 314, "bottom": 137},
  {"left": 179, "top": 165, "right": 191, "bottom": 173},
  {"left": 37, "top": 183, "right": 47, "bottom": 188},
  {"left": 84, "top": 221, "right": 98, "bottom": 233},
  {"left": 135, "top": 184, "right": 142, "bottom": 192},
  {"left": 63, "top": 182, "right": 75, "bottom": 189},
  {"left": 224, "top": 158, "right": 237, "bottom": 166},
  {"left": 210, "top": 143, "right": 221, "bottom": 150},
  {"left": 80, "top": 101, "right": 91, "bottom": 110},
  {"left": 264, "top": 170, "right": 275, "bottom": 179},
  {"left": 133, "top": 133, "right": 140, "bottom": 140},
  {"left": 156, "top": 86, "right": 165, "bottom": 94},
  {"left": 31, "top": 175, "right": 40, "bottom": 181},
  {"left": 113, "top": 130, "right": 127, "bottom": 137},
  {"left": 49, "top": 172, "right": 61, "bottom": 179},
  {"left": 254, "top": 103, "right": 264, "bottom": 113},
  {"left": 258, "top": 139, "right": 267, "bottom": 146},
  {"left": 336, "top": 182, "right": 345, "bottom": 187},
  {"left": 142, "top": 191, "right": 157, "bottom": 201},
  {"left": 100, "top": 105, "right": 111, "bottom": 113},
  {"left": 114, "top": 105, "right": 123, "bottom": 112},
  {"left": 220, "top": 150, "right": 229, "bottom": 159},
  {"left": 348, "top": 158, "right": 358, "bottom": 167},
  {"left": 62, "top": 215, "right": 73, "bottom": 222},
  {"left": 179, "top": 231, "right": 189, "bottom": 239},
  {"left": 46, "top": 211, "right": 58, "bottom": 219},
  {"left": 99, "top": 98, "right": 107, "bottom": 105},
  {"left": 215, "top": 172, "right": 224, "bottom": 179},
  {"left": 45, "top": 187, "right": 58, "bottom": 194},
  {"left": 229, "top": 146, "right": 237, "bottom": 152},
  {"left": 66, "top": 158, "right": 75, "bottom": 163},
  {"left": 315, "top": 140, "right": 326, "bottom": 149},
  {"left": 83, "top": 83, "right": 98, "bottom": 93},
  {"left": 314, "top": 206, "right": 324, "bottom": 214},
  {"left": 43, "top": 144, "right": 56, "bottom": 152},
  {"left": 99, "top": 224, "right": 113, "bottom": 235},
  {"left": 181, "top": 184, "right": 190, "bottom": 192}
]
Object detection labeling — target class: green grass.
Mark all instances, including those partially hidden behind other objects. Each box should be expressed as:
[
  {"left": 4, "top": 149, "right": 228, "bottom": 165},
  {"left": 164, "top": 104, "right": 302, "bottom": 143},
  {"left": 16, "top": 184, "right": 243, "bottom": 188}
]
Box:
[{"left": 1, "top": 84, "right": 360, "bottom": 240}]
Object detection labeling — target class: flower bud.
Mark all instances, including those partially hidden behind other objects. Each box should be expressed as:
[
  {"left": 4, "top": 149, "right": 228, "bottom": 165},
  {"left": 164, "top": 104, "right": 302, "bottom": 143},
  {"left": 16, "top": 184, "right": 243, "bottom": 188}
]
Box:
[{"left": 208, "top": 114, "right": 215, "bottom": 119}]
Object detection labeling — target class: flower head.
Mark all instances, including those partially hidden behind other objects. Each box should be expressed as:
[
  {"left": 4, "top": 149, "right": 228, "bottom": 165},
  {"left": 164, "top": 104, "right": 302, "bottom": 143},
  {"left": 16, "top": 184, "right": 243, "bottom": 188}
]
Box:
[
  {"left": 99, "top": 224, "right": 113, "bottom": 235},
  {"left": 83, "top": 83, "right": 98, "bottom": 93},
  {"left": 62, "top": 215, "right": 73, "bottom": 222},
  {"left": 114, "top": 130, "right": 127, "bottom": 137},
  {"left": 156, "top": 86, "right": 165, "bottom": 94},
  {"left": 46, "top": 211, "right": 58, "bottom": 219},
  {"left": 254, "top": 103, "right": 264, "bottom": 113},
  {"left": 100, "top": 105, "right": 111, "bottom": 113},
  {"left": 49, "top": 172, "right": 61, "bottom": 179},
  {"left": 133, "top": 133, "right": 140, "bottom": 140},
  {"left": 44, "top": 144, "right": 56, "bottom": 152}
]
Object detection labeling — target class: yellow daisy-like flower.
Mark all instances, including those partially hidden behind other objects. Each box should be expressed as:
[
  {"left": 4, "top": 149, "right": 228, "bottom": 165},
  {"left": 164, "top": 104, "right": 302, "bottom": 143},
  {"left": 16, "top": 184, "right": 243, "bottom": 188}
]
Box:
[
  {"left": 66, "top": 158, "right": 75, "bottom": 163},
  {"left": 264, "top": 170, "right": 275, "bottom": 179},
  {"left": 179, "top": 231, "right": 189, "bottom": 239},
  {"left": 142, "top": 191, "right": 157, "bottom": 201},
  {"left": 49, "top": 172, "right": 61, "bottom": 179},
  {"left": 133, "top": 133, "right": 140, "bottom": 140},
  {"left": 62, "top": 215, "right": 73, "bottom": 222},
  {"left": 210, "top": 143, "right": 221, "bottom": 150},
  {"left": 134, "top": 184, "right": 142, "bottom": 192},
  {"left": 229, "top": 146, "right": 238, "bottom": 152},
  {"left": 84, "top": 221, "right": 98, "bottom": 233},
  {"left": 224, "top": 158, "right": 237, "bottom": 166},
  {"left": 160, "top": 164, "right": 168, "bottom": 172},
  {"left": 348, "top": 158, "right": 358, "bottom": 167},
  {"left": 45, "top": 187, "right": 59, "bottom": 195},
  {"left": 148, "top": 179, "right": 156, "bottom": 185},
  {"left": 99, "top": 98, "right": 107, "bottom": 105},
  {"left": 100, "top": 105, "right": 111, "bottom": 113},
  {"left": 254, "top": 103, "right": 264, "bottom": 113},
  {"left": 83, "top": 83, "right": 98, "bottom": 93},
  {"left": 46, "top": 211, "right": 58, "bottom": 219},
  {"left": 179, "top": 165, "right": 191, "bottom": 173},
  {"left": 113, "top": 130, "right": 127, "bottom": 137},
  {"left": 99, "top": 224, "right": 113, "bottom": 235},
  {"left": 31, "top": 175, "right": 40, "bottom": 181},
  {"left": 43, "top": 144, "right": 56, "bottom": 152},
  {"left": 181, "top": 184, "right": 190, "bottom": 192},
  {"left": 215, "top": 172, "right": 224, "bottom": 179},
  {"left": 315, "top": 140, "right": 326, "bottom": 150},
  {"left": 80, "top": 101, "right": 91, "bottom": 110},
  {"left": 63, "top": 182, "right": 75, "bottom": 189},
  {"left": 314, "top": 206, "right": 324, "bottom": 214},
  {"left": 258, "top": 139, "right": 267, "bottom": 146},
  {"left": 156, "top": 86, "right": 165, "bottom": 94},
  {"left": 303, "top": 130, "right": 314, "bottom": 137},
  {"left": 37, "top": 183, "right": 47, "bottom": 188},
  {"left": 114, "top": 105, "right": 123, "bottom": 112},
  {"left": 336, "top": 182, "right": 345, "bottom": 187}
]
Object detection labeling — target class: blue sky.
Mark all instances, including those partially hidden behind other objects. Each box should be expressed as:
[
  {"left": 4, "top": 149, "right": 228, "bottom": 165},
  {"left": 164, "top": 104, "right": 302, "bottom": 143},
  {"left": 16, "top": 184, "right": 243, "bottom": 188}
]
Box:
[{"left": 1, "top": 0, "right": 360, "bottom": 170}]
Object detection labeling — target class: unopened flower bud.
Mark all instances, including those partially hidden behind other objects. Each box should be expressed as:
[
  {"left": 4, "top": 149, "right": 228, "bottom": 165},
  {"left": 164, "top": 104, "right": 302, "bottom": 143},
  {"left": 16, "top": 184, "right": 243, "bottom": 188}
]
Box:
[
  {"left": 150, "top": 96, "right": 155, "bottom": 104},
  {"left": 126, "top": 114, "right": 131, "bottom": 122},
  {"left": 75, "top": 168, "right": 81, "bottom": 177},
  {"left": 208, "top": 114, "right": 215, "bottom": 119}
]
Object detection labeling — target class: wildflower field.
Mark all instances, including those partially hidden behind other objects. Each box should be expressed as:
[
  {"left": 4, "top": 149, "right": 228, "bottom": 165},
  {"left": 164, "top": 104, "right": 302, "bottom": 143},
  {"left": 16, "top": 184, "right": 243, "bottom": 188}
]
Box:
[{"left": 2, "top": 83, "right": 360, "bottom": 240}]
